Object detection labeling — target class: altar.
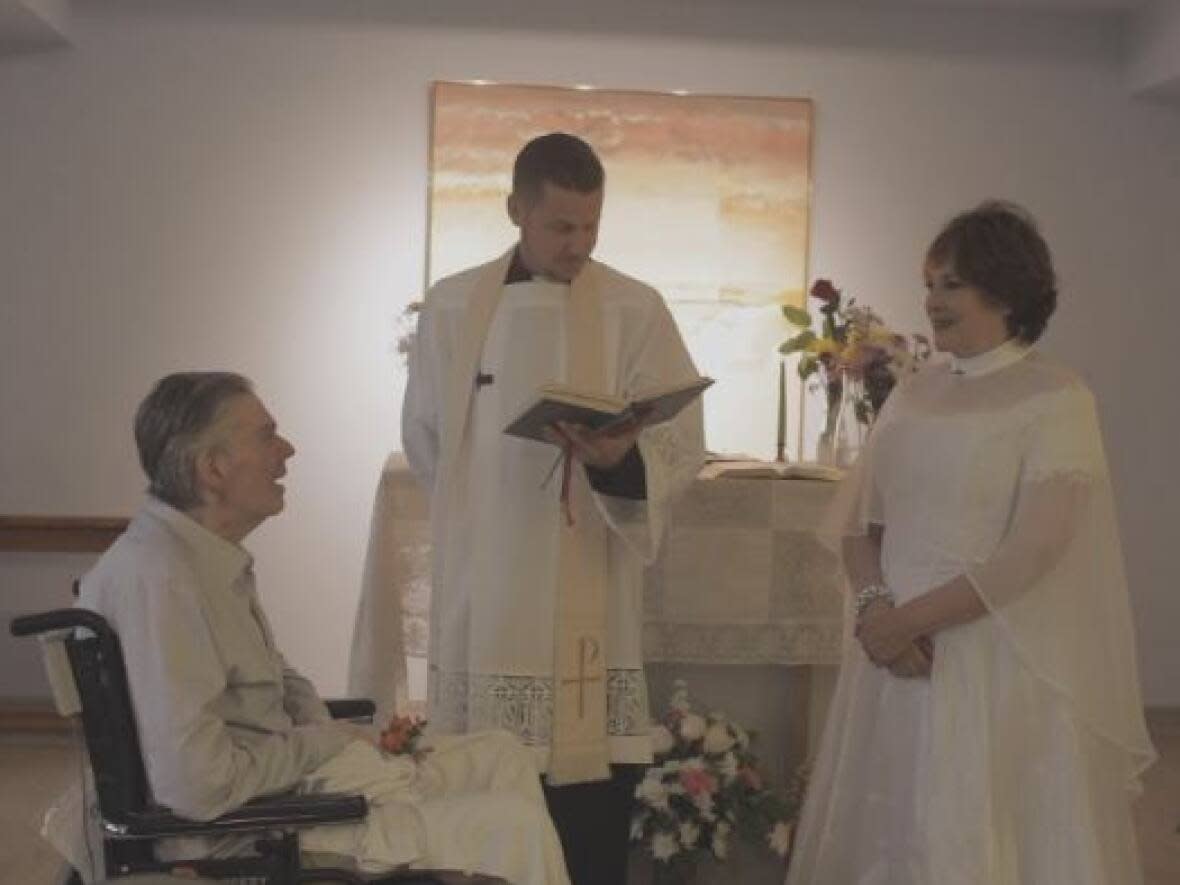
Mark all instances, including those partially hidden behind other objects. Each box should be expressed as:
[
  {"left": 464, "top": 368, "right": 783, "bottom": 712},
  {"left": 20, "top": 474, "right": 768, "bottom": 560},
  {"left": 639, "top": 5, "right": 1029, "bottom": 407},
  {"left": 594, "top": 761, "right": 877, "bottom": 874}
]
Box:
[{"left": 349, "top": 453, "right": 846, "bottom": 781}]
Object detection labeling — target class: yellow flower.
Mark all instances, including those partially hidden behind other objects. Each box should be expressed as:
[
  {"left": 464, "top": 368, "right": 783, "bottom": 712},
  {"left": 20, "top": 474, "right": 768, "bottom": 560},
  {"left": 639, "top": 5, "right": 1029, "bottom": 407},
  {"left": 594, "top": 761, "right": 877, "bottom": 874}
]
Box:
[
  {"left": 863, "top": 326, "right": 896, "bottom": 346},
  {"left": 807, "top": 337, "right": 843, "bottom": 358}
]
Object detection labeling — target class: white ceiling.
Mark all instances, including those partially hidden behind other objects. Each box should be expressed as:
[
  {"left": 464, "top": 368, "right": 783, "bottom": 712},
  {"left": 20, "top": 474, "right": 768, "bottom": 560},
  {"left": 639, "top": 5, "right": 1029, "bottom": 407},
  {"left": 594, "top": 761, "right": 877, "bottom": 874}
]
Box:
[{"left": 817, "top": 0, "right": 1145, "bottom": 9}]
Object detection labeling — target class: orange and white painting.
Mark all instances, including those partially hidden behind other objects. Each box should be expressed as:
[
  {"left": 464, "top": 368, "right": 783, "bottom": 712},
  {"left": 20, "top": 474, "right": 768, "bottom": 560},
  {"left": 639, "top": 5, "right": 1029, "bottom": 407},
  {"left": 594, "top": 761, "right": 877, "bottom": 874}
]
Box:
[{"left": 427, "top": 81, "right": 814, "bottom": 458}]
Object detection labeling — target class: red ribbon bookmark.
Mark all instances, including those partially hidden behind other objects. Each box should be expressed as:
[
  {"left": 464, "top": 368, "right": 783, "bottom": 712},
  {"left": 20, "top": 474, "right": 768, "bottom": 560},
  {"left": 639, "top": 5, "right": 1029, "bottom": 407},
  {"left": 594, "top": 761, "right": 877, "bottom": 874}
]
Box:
[{"left": 559, "top": 444, "right": 576, "bottom": 527}]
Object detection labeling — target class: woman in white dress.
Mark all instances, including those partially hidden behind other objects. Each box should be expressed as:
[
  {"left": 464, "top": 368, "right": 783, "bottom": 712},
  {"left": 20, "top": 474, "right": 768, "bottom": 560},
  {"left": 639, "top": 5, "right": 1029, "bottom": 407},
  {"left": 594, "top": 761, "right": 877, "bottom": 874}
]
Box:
[{"left": 786, "top": 202, "right": 1157, "bottom": 885}]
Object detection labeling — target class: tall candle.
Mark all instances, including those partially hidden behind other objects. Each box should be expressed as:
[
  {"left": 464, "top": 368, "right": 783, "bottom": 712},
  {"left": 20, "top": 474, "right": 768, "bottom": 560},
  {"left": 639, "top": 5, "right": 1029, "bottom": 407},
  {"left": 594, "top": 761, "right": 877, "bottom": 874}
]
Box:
[{"left": 776, "top": 359, "right": 786, "bottom": 462}]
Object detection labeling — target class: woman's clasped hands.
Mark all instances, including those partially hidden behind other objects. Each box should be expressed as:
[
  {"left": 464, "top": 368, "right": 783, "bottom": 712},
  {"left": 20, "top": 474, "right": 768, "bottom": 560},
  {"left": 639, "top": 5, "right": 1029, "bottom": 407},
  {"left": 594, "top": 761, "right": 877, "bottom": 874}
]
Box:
[{"left": 855, "top": 599, "right": 934, "bottom": 679}]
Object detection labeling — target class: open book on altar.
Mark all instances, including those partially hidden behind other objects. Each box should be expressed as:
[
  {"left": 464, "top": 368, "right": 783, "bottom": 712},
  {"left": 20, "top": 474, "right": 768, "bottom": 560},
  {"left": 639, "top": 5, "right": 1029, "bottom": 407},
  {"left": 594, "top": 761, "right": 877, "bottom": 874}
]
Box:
[
  {"left": 702, "top": 458, "right": 846, "bottom": 482},
  {"left": 503, "top": 376, "right": 714, "bottom": 445}
]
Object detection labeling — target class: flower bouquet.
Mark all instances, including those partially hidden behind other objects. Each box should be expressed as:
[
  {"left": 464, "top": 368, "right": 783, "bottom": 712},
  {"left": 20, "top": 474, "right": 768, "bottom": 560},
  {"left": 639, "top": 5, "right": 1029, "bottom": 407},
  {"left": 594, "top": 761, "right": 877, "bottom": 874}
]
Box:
[
  {"left": 631, "top": 680, "right": 802, "bottom": 883},
  {"left": 780, "top": 279, "right": 930, "bottom": 430},
  {"left": 379, "top": 714, "right": 429, "bottom": 761}
]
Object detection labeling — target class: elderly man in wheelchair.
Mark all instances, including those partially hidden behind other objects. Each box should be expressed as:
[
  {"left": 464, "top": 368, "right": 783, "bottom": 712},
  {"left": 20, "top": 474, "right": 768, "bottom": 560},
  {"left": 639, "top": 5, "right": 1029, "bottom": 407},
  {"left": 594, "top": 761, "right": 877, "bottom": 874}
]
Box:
[{"left": 22, "top": 372, "right": 570, "bottom": 885}]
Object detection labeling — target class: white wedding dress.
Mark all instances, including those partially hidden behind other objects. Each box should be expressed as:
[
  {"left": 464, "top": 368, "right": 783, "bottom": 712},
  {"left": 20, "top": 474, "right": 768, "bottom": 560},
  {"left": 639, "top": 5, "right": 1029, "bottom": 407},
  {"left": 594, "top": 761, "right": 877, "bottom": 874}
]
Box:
[{"left": 786, "top": 343, "right": 1156, "bottom": 885}]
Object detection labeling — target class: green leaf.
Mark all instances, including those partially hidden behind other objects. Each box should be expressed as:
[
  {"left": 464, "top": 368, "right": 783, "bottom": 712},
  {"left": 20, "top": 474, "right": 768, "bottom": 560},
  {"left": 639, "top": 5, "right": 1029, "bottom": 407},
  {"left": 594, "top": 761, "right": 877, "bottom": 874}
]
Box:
[
  {"left": 778, "top": 330, "right": 816, "bottom": 355},
  {"left": 781, "top": 305, "right": 812, "bottom": 327},
  {"left": 798, "top": 354, "right": 819, "bottom": 379}
]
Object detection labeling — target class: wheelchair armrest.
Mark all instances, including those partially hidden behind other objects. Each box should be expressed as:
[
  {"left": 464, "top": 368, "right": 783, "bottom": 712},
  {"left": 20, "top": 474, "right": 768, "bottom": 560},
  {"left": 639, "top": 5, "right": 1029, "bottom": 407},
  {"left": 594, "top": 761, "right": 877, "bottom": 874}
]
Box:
[
  {"left": 324, "top": 698, "right": 376, "bottom": 722},
  {"left": 10, "top": 607, "right": 111, "bottom": 640},
  {"left": 114, "top": 792, "right": 368, "bottom": 839}
]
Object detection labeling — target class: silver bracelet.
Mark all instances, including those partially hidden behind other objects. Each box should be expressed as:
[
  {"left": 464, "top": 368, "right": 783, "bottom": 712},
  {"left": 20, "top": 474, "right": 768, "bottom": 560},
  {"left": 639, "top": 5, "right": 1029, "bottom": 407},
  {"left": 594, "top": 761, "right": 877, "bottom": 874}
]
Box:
[{"left": 854, "top": 583, "right": 895, "bottom": 619}]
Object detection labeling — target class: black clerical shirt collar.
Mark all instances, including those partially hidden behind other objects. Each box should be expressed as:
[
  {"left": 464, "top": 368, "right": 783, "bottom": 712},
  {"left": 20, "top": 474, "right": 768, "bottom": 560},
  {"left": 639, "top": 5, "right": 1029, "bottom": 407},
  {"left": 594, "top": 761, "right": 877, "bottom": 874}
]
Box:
[{"left": 505, "top": 247, "right": 535, "bottom": 285}]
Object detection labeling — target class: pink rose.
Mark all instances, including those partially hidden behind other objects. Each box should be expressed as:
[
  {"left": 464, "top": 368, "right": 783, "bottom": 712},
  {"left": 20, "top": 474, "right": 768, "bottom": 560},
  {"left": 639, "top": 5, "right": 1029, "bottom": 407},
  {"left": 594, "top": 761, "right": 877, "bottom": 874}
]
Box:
[{"left": 680, "top": 765, "right": 719, "bottom": 797}]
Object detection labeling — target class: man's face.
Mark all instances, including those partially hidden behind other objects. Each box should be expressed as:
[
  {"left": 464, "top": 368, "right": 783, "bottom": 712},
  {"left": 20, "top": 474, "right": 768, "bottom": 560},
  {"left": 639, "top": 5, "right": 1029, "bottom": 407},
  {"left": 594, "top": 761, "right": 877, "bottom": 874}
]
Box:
[
  {"left": 507, "top": 182, "right": 603, "bottom": 283},
  {"left": 207, "top": 393, "right": 295, "bottom": 539}
]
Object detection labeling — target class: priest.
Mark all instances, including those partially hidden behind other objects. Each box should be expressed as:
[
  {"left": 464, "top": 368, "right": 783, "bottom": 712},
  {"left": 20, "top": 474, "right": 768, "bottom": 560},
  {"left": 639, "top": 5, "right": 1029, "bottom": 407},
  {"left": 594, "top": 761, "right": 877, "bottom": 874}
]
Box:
[{"left": 403, "top": 132, "right": 706, "bottom": 884}]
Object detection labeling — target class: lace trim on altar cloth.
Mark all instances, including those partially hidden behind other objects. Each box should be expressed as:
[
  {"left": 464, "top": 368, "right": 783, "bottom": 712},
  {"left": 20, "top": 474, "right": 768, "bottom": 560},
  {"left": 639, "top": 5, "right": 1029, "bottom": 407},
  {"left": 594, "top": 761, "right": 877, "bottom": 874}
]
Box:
[{"left": 429, "top": 669, "right": 649, "bottom": 746}]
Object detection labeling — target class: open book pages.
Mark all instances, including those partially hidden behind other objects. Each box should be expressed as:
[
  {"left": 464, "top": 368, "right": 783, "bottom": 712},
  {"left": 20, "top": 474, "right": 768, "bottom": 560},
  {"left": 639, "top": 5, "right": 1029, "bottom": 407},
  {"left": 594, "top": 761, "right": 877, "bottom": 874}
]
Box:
[
  {"left": 503, "top": 376, "right": 713, "bottom": 445},
  {"left": 701, "top": 458, "right": 846, "bottom": 482}
]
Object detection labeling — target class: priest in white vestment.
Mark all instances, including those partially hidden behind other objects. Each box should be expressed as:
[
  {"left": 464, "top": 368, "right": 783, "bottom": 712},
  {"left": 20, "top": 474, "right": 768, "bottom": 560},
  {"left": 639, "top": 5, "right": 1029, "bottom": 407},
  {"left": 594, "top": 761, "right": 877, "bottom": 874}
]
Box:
[{"left": 403, "top": 133, "right": 706, "bottom": 884}]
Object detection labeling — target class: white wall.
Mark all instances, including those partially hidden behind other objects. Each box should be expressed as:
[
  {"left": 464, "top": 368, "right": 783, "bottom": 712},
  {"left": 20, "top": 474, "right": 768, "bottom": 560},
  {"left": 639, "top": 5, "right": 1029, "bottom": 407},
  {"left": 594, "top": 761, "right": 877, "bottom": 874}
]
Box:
[
  {"left": 1126, "top": 0, "right": 1180, "bottom": 98},
  {"left": 0, "top": 0, "right": 72, "bottom": 52},
  {"left": 2, "top": 0, "right": 1178, "bottom": 702}
]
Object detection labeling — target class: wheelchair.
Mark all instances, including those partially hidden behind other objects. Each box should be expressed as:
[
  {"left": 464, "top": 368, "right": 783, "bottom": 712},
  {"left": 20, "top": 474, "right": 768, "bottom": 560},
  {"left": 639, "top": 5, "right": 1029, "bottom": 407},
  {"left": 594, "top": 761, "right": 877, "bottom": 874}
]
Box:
[{"left": 11, "top": 608, "right": 443, "bottom": 884}]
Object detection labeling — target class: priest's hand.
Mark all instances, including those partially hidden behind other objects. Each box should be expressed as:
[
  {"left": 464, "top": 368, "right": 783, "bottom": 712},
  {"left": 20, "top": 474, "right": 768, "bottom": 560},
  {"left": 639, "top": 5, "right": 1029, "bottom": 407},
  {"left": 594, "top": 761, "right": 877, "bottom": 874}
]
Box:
[
  {"left": 856, "top": 601, "right": 921, "bottom": 667},
  {"left": 547, "top": 418, "right": 645, "bottom": 470}
]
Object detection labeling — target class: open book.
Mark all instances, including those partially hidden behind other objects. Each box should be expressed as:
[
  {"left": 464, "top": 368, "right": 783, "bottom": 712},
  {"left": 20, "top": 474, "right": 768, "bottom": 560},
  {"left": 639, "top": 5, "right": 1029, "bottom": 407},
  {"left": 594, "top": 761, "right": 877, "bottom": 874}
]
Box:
[
  {"left": 503, "top": 376, "right": 713, "bottom": 445},
  {"left": 701, "top": 458, "right": 845, "bottom": 482}
]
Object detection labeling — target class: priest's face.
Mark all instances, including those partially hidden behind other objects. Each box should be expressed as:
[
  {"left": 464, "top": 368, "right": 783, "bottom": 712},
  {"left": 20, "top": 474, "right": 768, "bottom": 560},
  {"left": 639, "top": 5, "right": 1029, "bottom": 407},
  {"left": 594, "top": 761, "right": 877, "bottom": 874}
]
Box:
[
  {"left": 508, "top": 182, "right": 603, "bottom": 283},
  {"left": 923, "top": 260, "right": 1012, "bottom": 358}
]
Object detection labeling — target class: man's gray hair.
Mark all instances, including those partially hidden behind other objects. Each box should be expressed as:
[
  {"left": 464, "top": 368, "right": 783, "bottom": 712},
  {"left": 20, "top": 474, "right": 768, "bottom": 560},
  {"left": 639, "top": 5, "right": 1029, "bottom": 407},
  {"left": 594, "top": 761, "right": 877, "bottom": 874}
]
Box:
[{"left": 134, "top": 372, "right": 253, "bottom": 511}]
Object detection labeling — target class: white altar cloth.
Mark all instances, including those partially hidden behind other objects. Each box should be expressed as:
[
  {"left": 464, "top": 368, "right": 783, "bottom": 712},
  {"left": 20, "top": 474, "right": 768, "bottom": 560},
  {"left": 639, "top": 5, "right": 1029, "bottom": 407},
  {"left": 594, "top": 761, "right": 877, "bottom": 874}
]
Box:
[{"left": 350, "top": 451, "right": 843, "bottom": 745}]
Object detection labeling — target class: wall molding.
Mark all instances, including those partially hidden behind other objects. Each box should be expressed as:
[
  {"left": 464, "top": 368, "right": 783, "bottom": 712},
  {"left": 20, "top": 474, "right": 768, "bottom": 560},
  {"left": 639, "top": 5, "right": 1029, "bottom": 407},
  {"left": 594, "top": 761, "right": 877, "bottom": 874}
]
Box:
[
  {"left": 0, "top": 515, "right": 128, "bottom": 553},
  {"left": 0, "top": 700, "right": 69, "bottom": 733}
]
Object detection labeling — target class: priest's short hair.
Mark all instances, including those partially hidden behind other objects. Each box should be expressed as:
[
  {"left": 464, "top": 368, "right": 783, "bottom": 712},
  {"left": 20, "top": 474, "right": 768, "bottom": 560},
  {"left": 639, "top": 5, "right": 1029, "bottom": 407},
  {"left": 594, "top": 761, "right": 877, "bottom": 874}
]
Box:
[
  {"left": 512, "top": 132, "right": 605, "bottom": 205},
  {"left": 134, "top": 371, "right": 252, "bottom": 510}
]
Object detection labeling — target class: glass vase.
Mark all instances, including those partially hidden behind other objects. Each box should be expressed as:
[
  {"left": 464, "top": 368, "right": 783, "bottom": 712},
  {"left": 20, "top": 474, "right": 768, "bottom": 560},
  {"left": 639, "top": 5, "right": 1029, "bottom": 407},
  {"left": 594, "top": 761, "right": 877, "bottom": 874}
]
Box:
[{"left": 831, "top": 373, "right": 866, "bottom": 467}]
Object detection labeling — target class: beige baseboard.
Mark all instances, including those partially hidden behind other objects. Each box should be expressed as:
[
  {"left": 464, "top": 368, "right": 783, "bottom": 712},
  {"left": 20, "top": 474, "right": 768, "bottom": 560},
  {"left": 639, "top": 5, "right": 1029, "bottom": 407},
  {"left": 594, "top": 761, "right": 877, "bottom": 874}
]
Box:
[{"left": 0, "top": 701, "right": 70, "bottom": 734}]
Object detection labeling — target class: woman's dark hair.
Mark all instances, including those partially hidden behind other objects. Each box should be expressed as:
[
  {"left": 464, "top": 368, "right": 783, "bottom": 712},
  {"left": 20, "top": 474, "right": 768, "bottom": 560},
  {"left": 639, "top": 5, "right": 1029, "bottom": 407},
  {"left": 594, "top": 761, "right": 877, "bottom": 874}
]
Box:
[{"left": 926, "top": 200, "right": 1057, "bottom": 343}]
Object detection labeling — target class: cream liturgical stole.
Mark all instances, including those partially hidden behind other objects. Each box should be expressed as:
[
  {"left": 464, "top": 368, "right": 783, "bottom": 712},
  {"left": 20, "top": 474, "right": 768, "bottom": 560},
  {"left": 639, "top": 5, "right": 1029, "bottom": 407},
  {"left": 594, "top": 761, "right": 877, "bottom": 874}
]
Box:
[{"left": 438, "top": 249, "right": 612, "bottom": 785}]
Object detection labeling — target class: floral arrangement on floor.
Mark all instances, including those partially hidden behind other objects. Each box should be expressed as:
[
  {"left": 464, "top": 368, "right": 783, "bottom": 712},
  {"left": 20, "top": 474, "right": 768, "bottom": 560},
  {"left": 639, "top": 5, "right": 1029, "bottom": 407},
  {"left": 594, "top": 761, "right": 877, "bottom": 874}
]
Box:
[
  {"left": 630, "top": 680, "right": 803, "bottom": 881},
  {"left": 780, "top": 278, "right": 931, "bottom": 427}
]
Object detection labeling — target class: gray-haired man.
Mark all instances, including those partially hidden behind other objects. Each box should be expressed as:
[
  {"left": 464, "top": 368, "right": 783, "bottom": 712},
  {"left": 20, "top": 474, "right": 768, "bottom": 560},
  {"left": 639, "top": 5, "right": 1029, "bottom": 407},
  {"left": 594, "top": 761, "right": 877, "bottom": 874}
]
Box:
[{"left": 74, "top": 372, "right": 569, "bottom": 883}]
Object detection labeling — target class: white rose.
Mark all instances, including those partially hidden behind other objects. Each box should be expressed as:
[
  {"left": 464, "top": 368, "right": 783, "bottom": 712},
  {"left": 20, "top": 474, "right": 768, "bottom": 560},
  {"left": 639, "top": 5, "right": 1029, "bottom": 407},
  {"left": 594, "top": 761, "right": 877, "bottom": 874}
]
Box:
[
  {"left": 703, "top": 722, "right": 736, "bottom": 754},
  {"left": 650, "top": 724, "right": 676, "bottom": 755},
  {"left": 768, "top": 820, "right": 795, "bottom": 857},
  {"left": 679, "top": 821, "right": 700, "bottom": 848},
  {"left": 636, "top": 774, "right": 670, "bottom": 809},
  {"left": 736, "top": 727, "right": 751, "bottom": 750},
  {"left": 652, "top": 831, "right": 680, "bottom": 861},
  {"left": 718, "top": 751, "right": 739, "bottom": 781},
  {"left": 711, "top": 830, "right": 729, "bottom": 860},
  {"left": 679, "top": 713, "right": 707, "bottom": 741}
]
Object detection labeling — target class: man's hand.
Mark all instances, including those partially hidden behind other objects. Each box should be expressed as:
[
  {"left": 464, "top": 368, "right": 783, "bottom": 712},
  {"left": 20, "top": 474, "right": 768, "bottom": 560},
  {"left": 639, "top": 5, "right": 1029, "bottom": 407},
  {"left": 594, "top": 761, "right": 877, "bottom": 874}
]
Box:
[{"left": 545, "top": 418, "right": 644, "bottom": 470}]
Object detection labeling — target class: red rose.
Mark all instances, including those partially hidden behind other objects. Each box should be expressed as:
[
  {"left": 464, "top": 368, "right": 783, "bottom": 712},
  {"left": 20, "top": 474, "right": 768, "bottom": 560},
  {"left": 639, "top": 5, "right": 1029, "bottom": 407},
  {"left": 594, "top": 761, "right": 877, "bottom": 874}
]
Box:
[{"left": 809, "top": 279, "right": 840, "bottom": 304}]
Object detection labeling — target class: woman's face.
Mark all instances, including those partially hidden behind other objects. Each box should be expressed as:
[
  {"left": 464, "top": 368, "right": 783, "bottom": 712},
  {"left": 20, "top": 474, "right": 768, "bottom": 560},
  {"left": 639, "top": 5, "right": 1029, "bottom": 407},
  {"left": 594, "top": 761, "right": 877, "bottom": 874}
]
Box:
[{"left": 923, "top": 260, "right": 1013, "bottom": 358}]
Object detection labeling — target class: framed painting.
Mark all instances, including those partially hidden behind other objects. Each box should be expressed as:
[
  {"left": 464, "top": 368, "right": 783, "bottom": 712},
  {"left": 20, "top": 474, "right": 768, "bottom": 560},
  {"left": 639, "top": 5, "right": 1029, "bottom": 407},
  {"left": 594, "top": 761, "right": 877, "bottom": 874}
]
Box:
[{"left": 426, "top": 81, "right": 814, "bottom": 457}]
